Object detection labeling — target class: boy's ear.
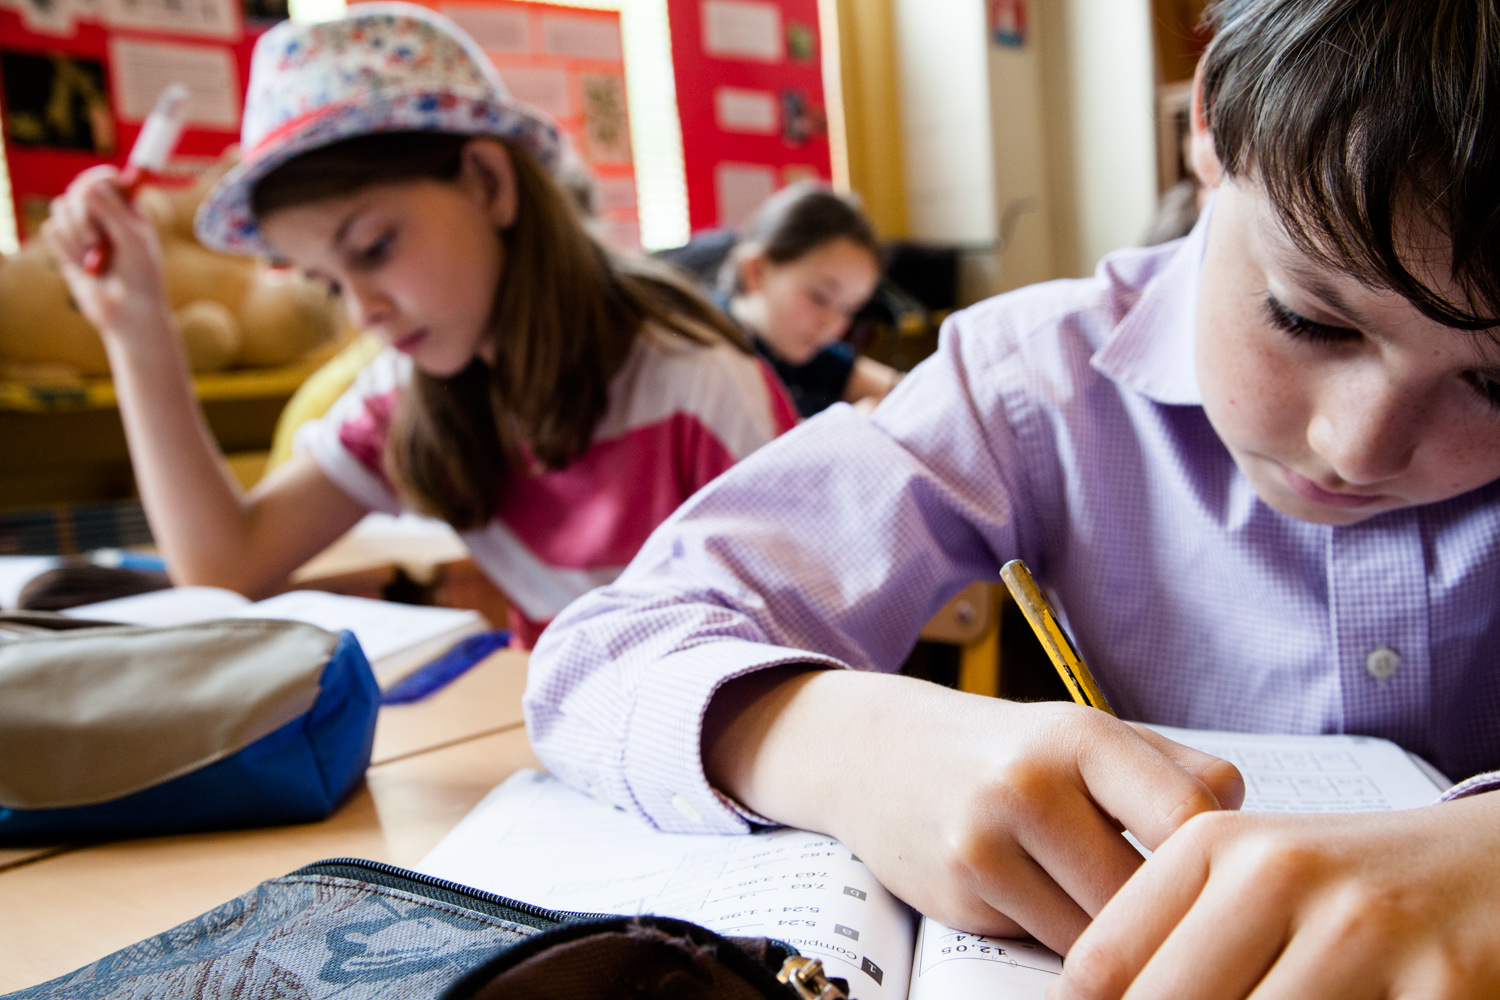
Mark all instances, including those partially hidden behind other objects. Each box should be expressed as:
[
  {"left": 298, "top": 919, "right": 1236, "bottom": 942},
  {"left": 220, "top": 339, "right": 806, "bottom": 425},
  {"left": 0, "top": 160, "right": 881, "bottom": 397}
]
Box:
[
  {"left": 459, "top": 139, "right": 520, "bottom": 229},
  {"left": 1189, "top": 56, "right": 1224, "bottom": 190}
]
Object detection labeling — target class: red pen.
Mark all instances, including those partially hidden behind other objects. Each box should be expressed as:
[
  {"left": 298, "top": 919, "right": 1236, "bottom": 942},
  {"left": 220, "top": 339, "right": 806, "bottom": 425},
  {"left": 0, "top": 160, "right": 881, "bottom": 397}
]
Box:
[{"left": 83, "top": 84, "right": 190, "bottom": 275}]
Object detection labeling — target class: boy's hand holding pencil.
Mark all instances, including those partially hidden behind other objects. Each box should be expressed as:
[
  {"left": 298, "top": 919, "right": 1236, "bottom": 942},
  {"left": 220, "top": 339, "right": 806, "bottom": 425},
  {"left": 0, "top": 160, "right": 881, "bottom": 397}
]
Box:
[{"left": 703, "top": 667, "right": 1245, "bottom": 957}]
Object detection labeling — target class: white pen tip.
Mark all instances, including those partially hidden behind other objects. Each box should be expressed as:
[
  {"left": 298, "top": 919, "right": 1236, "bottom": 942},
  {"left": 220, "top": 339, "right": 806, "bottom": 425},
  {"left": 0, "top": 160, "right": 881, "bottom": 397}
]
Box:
[{"left": 127, "top": 84, "right": 190, "bottom": 173}]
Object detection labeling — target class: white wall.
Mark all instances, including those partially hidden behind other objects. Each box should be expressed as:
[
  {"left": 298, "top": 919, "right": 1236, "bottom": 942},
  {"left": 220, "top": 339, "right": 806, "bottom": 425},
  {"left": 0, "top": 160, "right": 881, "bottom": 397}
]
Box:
[
  {"left": 889, "top": 0, "right": 996, "bottom": 244},
  {"left": 988, "top": 21, "right": 1056, "bottom": 292},
  {"left": 1059, "top": 0, "right": 1157, "bottom": 273}
]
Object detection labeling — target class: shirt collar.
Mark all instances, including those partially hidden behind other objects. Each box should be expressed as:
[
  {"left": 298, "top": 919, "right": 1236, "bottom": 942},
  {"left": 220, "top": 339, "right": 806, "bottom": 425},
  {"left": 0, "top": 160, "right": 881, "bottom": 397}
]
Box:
[{"left": 1090, "top": 196, "right": 1214, "bottom": 406}]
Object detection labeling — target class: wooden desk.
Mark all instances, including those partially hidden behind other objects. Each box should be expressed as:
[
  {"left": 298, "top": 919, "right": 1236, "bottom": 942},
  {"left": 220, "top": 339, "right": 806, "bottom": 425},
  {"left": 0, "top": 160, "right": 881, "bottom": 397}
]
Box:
[
  {"left": 0, "top": 652, "right": 538, "bottom": 994},
  {"left": 371, "top": 647, "right": 529, "bottom": 764}
]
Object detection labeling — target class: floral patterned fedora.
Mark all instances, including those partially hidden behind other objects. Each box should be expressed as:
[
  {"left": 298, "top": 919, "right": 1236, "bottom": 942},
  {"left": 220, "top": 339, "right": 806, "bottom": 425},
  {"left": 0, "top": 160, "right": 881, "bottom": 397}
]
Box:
[{"left": 194, "top": 1, "right": 562, "bottom": 255}]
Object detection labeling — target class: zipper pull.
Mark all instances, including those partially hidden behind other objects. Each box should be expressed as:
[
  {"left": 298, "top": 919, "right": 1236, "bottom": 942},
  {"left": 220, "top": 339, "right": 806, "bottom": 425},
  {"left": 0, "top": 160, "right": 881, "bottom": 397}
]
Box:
[{"left": 777, "top": 955, "right": 849, "bottom": 1000}]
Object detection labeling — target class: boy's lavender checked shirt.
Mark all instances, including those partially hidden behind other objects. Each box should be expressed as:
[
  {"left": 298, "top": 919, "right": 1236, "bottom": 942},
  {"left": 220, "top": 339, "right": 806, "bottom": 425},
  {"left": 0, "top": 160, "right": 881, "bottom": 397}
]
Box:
[{"left": 526, "top": 210, "right": 1500, "bottom": 834}]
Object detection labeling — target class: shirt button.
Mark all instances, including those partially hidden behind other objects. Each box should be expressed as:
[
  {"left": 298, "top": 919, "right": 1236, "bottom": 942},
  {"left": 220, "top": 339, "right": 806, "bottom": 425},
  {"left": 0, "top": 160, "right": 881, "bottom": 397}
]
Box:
[
  {"left": 1365, "top": 646, "right": 1402, "bottom": 680},
  {"left": 671, "top": 793, "right": 703, "bottom": 824}
]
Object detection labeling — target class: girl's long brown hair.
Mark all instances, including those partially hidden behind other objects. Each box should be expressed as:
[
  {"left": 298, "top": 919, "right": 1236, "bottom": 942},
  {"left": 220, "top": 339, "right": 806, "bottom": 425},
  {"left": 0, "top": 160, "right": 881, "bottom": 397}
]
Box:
[{"left": 253, "top": 131, "right": 750, "bottom": 528}]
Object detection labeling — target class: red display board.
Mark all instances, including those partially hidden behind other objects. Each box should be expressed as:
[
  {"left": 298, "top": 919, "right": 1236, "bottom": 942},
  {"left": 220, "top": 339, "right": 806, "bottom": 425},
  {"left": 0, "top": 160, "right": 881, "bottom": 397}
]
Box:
[
  {"left": 666, "top": 0, "right": 830, "bottom": 232},
  {"left": 0, "top": 0, "right": 270, "bottom": 239},
  {"left": 367, "top": 0, "right": 642, "bottom": 250}
]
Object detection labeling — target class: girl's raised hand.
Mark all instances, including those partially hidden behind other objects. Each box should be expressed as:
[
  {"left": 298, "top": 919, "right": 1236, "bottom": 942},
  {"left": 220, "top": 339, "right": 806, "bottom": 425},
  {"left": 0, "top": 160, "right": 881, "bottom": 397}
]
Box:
[{"left": 41, "top": 165, "right": 172, "bottom": 345}]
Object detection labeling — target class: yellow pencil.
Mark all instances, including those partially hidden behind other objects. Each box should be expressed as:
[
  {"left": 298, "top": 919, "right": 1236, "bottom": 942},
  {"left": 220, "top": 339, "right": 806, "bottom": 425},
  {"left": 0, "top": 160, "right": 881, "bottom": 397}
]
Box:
[{"left": 999, "top": 559, "right": 1116, "bottom": 716}]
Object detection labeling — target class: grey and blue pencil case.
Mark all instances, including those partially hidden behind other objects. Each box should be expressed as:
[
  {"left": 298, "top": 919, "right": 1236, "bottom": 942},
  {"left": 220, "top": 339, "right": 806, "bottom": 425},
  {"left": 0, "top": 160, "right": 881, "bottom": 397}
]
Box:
[{"left": 0, "top": 613, "right": 379, "bottom": 843}]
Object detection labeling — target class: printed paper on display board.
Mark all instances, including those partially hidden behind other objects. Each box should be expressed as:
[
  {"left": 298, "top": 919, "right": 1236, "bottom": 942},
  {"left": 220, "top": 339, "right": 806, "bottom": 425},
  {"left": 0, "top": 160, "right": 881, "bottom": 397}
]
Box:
[
  {"left": 701, "top": 0, "right": 780, "bottom": 62},
  {"left": 101, "top": 0, "right": 240, "bottom": 40},
  {"left": 714, "top": 86, "right": 777, "bottom": 135},
  {"left": 442, "top": 4, "right": 528, "bottom": 53},
  {"left": 426, "top": 0, "right": 640, "bottom": 248},
  {"left": 109, "top": 37, "right": 239, "bottom": 127}
]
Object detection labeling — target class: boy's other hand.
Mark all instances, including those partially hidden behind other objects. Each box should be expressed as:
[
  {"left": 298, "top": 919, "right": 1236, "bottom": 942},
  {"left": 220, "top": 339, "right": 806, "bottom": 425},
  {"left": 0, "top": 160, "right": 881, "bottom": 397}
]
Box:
[
  {"left": 704, "top": 670, "right": 1244, "bottom": 954},
  {"left": 1051, "top": 792, "right": 1500, "bottom": 1000},
  {"left": 41, "top": 165, "right": 172, "bottom": 344}
]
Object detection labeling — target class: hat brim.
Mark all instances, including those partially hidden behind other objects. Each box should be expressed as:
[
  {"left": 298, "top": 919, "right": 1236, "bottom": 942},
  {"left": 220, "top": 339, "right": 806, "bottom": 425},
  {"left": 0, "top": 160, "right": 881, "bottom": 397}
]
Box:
[{"left": 194, "top": 87, "right": 562, "bottom": 256}]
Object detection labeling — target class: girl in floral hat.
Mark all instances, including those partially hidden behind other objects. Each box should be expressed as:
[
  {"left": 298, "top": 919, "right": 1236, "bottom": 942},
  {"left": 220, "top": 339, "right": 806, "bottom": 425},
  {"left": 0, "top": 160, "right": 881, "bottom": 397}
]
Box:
[{"left": 42, "top": 3, "right": 796, "bottom": 646}]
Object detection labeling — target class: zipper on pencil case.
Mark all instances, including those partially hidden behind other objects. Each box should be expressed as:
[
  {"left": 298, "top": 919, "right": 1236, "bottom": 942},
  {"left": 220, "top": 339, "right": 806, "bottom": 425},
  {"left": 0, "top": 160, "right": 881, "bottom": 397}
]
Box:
[
  {"left": 290, "top": 857, "right": 611, "bottom": 928},
  {"left": 293, "top": 857, "right": 826, "bottom": 996}
]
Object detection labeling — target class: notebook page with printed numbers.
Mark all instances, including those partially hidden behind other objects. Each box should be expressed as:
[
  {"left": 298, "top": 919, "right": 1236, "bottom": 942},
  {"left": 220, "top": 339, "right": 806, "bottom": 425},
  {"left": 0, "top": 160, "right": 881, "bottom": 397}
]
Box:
[{"left": 420, "top": 770, "right": 919, "bottom": 1000}]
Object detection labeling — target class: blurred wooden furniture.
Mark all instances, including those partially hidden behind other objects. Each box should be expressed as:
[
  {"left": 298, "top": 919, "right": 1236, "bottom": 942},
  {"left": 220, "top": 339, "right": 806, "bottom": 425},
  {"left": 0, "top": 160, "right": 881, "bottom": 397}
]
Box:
[
  {"left": 0, "top": 356, "right": 335, "bottom": 510},
  {"left": 919, "top": 581, "right": 1003, "bottom": 697}
]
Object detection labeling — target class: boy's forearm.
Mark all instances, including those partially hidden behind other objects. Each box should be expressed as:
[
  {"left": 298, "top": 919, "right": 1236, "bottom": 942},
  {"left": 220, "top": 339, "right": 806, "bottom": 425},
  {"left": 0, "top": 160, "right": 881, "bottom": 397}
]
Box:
[
  {"left": 703, "top": 669, "right": 990, "bottom": 843},
  {"left": 703, "top": 667, "right": 851, "bottom": 833}
]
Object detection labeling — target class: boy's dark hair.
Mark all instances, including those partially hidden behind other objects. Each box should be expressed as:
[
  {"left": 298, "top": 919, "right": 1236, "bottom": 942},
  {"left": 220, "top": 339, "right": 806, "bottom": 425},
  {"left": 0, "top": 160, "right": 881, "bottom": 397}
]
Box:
[
  {"left": 253, "top": 132, "right": 748, "bottom": 530},
  {"left": 1203, "top": 0, "right": 1500, "bottom": 330},
  {"left": 717, "top": 181, "right": 880, "bottom": 296}
]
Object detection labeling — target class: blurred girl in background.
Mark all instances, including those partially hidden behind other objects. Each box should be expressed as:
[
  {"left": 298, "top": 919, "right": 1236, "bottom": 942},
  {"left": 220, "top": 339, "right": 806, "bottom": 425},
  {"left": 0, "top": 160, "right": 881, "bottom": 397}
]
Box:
[
  {"left": 42, "top": 4, "right": 795, "bottom": 647},
  {"left": 716, "top": 183, "right": 900, "bottom": 417}
]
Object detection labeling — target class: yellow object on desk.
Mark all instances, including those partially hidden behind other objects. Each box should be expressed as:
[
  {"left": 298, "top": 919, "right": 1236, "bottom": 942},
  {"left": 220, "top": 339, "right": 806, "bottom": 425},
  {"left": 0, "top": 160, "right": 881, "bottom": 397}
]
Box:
[{"left": 999, "top": 559, "right": 1116, "bottom": 716}]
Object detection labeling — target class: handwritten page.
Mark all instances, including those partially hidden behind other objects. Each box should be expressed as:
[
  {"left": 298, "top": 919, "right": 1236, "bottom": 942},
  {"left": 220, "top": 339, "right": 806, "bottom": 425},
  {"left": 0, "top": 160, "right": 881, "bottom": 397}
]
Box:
[{"left": 420, "top": 770, "right": 917, "bottom": 1000}]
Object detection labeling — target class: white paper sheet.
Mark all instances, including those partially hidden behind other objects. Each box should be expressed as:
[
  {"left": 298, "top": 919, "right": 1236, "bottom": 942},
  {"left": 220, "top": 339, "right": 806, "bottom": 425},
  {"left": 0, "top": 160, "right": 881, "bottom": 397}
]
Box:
[
  {"left": 66, "top": 585, "right": 250, "bottom": 625},
  {"left": 497, "top": 66, "right": 571, "bottom": 119},
  {"left": 420, "top": 733, "right": 1448, "bottom": 1000},
  {"left": 66, "top": 587, "right": 484, "bottom": 681},
  {"left": 0, "top": 556, "right": 60, "bottom": 611},
  {"left": 420, "top": 770, "right": 917, "bottom": 1000},
  {"left": 715, "top": 162, "right": 777, "bottom": 227},
  {"left": 701, "top": 0, "right": 782, "bottom": 62},
  {"left": 1150, "top": 724, "right": 1449, "bottom": 810},
  {"left": 541, "top": 13, "right": 621, "bottom": 61},
  {"left": 102, "top": 0, "right": 239, "bottom": 40},
  {"left": 232, "top": 590, "right": 483, "bottom": 681},
  {"left": 908, "top": 921, "right": 1062, "bottom": 1000},
  {"left": 109, "top": 39, "right": 240, "bottom": 127},
  {"left": 441, "top": 4, "right": 529, "bottom": 54},
  {"left": 715, "top": 86, "right": 778, "bottom": 134}
]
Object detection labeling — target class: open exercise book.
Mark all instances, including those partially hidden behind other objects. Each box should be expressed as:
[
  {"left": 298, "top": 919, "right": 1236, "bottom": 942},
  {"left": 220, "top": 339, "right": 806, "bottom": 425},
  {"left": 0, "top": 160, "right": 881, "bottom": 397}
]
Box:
[
  {"left": 61, "top": 587, "right": 487, "bottom": 684},
  {"left": 421, "top": 726, "right": 1449, "bottom": 1000}
]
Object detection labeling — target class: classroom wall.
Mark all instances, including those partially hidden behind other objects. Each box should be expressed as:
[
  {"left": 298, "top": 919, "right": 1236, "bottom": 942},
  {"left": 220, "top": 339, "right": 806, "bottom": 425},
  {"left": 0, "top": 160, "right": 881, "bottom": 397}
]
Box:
[
  {"left": 987, "top": 4, "right": 1060, "bottom": 293},
  {"left": 852, "top": 0, "right": 1160, "bottom": 296},
  {"left": 888, "top": 0, "right": 995, "bottom": 245},
  {"left": 1053, "top": 0, "right": 1158, "bottom": 275}
]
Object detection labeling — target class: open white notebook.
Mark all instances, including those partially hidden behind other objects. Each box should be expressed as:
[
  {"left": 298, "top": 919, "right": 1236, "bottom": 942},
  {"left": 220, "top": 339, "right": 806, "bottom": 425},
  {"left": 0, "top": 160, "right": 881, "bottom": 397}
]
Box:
[
  {"left": 420, "top": 727, "right": 1449, "bottom": 1000},
  {"left": 63, "top": 586, "right": 487, "bottom": 684}
]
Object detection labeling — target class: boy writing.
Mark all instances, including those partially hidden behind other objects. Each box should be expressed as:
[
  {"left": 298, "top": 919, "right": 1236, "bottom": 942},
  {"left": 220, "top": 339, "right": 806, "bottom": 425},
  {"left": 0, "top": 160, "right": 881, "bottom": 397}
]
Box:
[{"left": 527, "top": 2, "right": 1500, "bottom": 996}]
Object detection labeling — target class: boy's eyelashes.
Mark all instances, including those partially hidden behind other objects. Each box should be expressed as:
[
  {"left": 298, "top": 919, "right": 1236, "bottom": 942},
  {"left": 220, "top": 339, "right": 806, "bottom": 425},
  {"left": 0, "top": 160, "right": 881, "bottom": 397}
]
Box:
[
  {"left": 1463, "top": 371, "right": 1500, "bottom": 410},
  {"left": 1262, "top": 294, "right": 1361, "bottom": 344},
  {"left": 1264, "top": 293, "right": 1500, "bottom": 410}
]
